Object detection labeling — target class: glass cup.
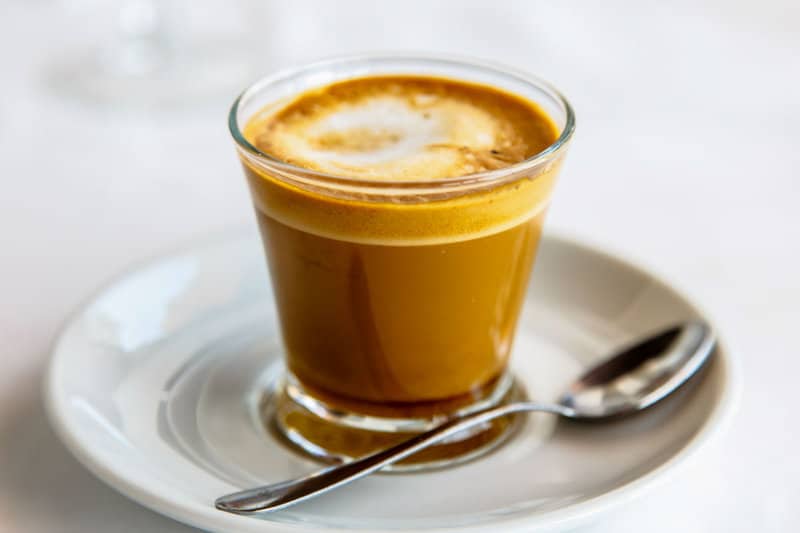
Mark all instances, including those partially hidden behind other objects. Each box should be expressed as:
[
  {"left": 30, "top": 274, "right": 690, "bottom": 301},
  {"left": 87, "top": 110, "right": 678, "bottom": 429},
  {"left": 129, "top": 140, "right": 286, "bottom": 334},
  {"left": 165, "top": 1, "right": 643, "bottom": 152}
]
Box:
[{"left": 229, "top": 55, "right": 575, "bottom": 470}]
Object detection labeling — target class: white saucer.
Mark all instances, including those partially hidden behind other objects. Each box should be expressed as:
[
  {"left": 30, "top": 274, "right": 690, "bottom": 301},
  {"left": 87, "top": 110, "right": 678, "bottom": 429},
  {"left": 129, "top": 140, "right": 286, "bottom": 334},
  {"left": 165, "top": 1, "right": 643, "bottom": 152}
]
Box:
[{"left": 45, "top": 231, "right": 736, "bottom": 532}]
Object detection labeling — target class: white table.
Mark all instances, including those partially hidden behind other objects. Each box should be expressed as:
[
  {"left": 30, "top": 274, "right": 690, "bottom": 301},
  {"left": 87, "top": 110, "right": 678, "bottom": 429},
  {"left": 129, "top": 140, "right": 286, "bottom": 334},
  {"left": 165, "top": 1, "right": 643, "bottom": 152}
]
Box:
[{"left": 1, "top": 1, "right": 797, "bottom": 531}]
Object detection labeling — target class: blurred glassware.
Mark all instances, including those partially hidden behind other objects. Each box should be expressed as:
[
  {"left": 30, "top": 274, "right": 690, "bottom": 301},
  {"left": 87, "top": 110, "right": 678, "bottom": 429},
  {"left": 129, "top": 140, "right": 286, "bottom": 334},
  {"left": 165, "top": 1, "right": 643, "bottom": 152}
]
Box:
[{"left": 48, "top": 0, "right": 264, "bottom": 110}]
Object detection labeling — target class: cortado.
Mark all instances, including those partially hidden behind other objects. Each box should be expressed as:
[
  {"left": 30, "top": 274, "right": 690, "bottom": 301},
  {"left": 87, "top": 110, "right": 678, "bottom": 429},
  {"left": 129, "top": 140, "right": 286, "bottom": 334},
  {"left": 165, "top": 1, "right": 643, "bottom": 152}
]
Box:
[{"left": 232, "top": 60, "right": 572, "bottom": 468}]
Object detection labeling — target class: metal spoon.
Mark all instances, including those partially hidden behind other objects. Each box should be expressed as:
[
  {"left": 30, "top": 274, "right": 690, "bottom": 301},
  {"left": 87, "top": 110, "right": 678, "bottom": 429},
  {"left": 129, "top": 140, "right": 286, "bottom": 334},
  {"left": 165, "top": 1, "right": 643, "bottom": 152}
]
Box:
[{"left": 216, "top": 321, "right": 715, "bottom": 514}]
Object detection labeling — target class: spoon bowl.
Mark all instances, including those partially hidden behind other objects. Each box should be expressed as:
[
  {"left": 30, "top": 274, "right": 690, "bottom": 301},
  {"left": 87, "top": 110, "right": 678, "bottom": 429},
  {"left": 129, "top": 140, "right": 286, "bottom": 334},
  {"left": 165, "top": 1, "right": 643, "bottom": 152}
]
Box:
[{"left": 560, "top": 321, "right": 715, "bottom": 418}]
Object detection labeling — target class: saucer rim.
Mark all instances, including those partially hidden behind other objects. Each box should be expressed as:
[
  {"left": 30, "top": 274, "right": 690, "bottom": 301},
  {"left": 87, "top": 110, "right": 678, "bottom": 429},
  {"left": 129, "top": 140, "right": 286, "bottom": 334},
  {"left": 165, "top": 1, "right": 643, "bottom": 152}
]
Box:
[{"left": 43, "top": 229, "right": 740, "bottom": 533}]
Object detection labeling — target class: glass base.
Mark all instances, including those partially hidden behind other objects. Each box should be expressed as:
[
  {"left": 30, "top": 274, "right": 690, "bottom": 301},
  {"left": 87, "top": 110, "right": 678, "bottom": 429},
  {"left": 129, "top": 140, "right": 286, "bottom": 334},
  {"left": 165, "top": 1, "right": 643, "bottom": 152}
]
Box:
[{"left": 260, "top": 372, "right": 525, "bottom": 472}]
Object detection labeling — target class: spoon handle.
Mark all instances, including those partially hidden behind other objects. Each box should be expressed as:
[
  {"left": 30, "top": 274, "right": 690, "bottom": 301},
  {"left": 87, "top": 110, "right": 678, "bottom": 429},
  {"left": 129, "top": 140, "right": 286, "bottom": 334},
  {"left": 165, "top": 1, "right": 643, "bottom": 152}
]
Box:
[{"left": 216, "top": 401, "right": 570, "bottom": 514}]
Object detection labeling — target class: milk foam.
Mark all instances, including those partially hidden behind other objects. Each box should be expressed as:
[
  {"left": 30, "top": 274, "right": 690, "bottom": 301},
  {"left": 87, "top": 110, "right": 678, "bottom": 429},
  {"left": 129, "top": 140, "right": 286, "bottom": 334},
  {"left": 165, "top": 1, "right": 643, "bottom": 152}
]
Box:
[
  {"left": 288, "top": 98, "right": 445, "bottom": 168},
  {"left": 250, "top": 77, "right": 550, "bottom": 181}
]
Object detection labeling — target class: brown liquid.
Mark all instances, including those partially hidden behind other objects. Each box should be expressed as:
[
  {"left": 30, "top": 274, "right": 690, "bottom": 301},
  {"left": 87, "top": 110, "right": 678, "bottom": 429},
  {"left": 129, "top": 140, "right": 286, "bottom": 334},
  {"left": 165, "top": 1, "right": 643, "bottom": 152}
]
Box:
[
  {"left": 257, "top": 209, "right": 544, "bottom": 403},
  {"left": 241, "top": 75, "right": 560, "bottom": 409}
]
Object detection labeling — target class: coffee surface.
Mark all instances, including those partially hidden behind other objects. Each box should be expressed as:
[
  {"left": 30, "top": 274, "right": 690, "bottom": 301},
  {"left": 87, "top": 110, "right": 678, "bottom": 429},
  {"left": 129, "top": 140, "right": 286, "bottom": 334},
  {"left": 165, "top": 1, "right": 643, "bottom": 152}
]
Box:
[
  {"left": 242, "top": 76, "right": 560, "bottom": 246},
  {"left": 245, "top": 76, "right": 557, "bottom": 181}
]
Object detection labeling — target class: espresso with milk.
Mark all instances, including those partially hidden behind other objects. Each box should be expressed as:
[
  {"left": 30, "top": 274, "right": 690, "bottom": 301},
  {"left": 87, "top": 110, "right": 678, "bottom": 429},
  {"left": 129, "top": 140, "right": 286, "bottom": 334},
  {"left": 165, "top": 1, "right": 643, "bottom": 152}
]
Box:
[{"left": 241, "top": 75, "right": 559, "bottom": 407}]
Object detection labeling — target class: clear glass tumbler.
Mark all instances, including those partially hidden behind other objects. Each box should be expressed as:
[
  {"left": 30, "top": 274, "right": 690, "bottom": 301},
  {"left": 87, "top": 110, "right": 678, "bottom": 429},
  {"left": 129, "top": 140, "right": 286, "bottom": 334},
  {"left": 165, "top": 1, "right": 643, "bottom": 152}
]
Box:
[{"left": 229, "top": 55, "right": 575, "bottom": 470}]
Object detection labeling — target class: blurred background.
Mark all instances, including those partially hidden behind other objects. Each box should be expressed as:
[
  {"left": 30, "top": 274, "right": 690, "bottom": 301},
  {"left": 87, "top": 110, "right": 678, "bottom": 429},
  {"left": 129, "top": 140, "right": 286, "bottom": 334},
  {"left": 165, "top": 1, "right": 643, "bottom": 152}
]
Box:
[{"left": 1, "top": 1, "right": 798, "bottom": 531}]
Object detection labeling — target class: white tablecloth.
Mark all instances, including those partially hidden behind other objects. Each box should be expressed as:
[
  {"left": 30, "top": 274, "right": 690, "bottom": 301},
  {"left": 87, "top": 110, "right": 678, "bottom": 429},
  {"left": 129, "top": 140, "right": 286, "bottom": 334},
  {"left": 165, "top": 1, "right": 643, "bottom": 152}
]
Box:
[{"left": 1, "top": 1, "right": 797, "bottom": 531}]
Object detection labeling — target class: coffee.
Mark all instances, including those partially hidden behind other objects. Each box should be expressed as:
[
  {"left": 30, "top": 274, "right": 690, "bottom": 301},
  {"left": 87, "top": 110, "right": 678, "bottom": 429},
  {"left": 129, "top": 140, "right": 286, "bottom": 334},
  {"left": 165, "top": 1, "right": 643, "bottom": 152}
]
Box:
[{"left": 241, "top": 75, "right": 559, "bottom": 407}]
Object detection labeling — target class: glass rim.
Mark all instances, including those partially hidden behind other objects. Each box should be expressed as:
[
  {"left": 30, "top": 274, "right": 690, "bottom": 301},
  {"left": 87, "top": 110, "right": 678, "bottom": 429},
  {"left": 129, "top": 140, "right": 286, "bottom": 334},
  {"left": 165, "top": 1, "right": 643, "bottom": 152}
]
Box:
[{"left": 228, "top": 53, "right": 576, "bottom": 191}]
